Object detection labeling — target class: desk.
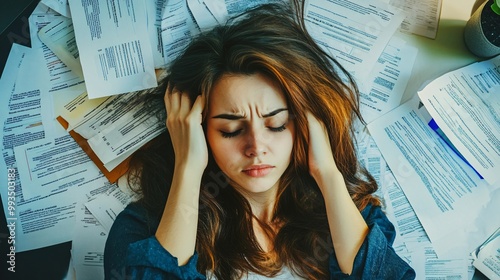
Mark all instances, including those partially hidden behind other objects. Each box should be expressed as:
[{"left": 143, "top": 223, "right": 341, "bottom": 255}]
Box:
[
  {"left": 393, "top": 1, "right": 491, "bottom": 279},
  {"left": 0, "top": 0, "right": 494, "bottom": 279},
  {"left": 399, "top": 0, "right": 479, "bottom": 103}
]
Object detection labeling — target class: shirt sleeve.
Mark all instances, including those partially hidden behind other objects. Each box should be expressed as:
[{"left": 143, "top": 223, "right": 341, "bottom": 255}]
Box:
[
  {"left": 328, "top": 204, "right": 416, "bottom": 279},
  {"left": 104, "top": 203, "right": 205, "bottom": 280}
]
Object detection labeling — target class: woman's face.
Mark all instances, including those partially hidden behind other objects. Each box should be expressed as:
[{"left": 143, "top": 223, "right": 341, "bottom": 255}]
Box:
[{"left": 206, "top": 73, "right": 294, "bottom": 194}]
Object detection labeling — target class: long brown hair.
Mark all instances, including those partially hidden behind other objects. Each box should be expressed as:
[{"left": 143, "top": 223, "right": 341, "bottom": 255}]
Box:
[{"left": 128, "top": 3, "right": 380, "bottom": 279}]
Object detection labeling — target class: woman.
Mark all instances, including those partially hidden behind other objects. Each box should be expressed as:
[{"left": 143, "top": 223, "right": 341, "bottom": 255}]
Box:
[{"left": 104, "top": 3, "right": 415, "bottom": 279}]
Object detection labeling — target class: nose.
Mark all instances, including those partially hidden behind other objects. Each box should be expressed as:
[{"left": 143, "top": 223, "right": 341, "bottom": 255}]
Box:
[{"left": 244, "top": 128, "right": 267, "bottom": 157}]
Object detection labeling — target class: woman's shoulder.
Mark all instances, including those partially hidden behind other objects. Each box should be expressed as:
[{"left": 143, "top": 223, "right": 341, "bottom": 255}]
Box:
[
  {"left": 361, "top": 203, "right": 397, "bottom": 244},
  {"left": 110, "top": 201, "right": 161, "bottom": 238},
  {"left": 360, "top": 203, "right": 387, "bottom": 220}
]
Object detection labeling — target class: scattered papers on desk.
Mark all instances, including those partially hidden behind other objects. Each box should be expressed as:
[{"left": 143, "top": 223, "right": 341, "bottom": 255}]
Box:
[
  {"left": 472, "top": 226, "right": 500, "bottom": 279},
  {"left": 368, "top": 96, "right": 499, "bottom": 257},
  {"left": 38, "top": 17, "right": 83, "bottom": 79},
  {"left": 0, "top": 44, "right": 117, "bottom": 252},
  {"left": 28, "top": 6, "right": 84, "bottom": 94},
  {"left": 354, "top": 128, "right": 473, "bottom": 279},
  {"left": 69, "top": 204, "right": 107, "bottom": 280},
  {"left": 359, "top": 37, "right": 417, "bottom": 123},
  {"left": 387, "top": 0, "right": 443, "bottom": 39},
  {"left": 417, "top": 55, "right": 500, "bottom": 185},
  {"left": 304, "top": 0, "right": 405, "bottom": 81},
  {"left": 1, "top": 0, "right": 492, "bottom": 278},
  {"left": 41, "top": 0, "right": 71, "bottom": 18},
  {"left": 55, "top": 89, "right": 166, "bottom": 183},
  {"left": 67, "top": 0, "right": 158, "bottom": 99},
  {"left": 187, "top": 0, "right": 226, "bottom": 31}
]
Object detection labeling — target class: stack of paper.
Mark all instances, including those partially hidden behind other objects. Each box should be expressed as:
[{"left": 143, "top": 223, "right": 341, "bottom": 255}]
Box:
[
  {"left": 367, "top": 56, "right": 500, "bottom": 279},
  {"left": 10, "top": 0, "right": 499, "bottom": 279}
]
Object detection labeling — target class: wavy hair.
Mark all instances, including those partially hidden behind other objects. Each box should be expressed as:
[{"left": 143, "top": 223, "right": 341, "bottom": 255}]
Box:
[{"left": 127, "top": 2, "right": 380, "bottom": 279}]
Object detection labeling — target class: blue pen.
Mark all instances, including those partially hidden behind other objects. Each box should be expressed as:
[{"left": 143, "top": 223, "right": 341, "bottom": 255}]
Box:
[{"left": 428, "top": 118, "right": 483, "bottom": 179}]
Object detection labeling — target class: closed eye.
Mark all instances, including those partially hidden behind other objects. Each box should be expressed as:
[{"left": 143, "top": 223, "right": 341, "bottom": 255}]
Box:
[
  {"left": 269, "top": 124, "right": 286, "bottom": 132},
  {"left": 221, "top": 129, "right": 242, "bottom": 138},
  {"left": 220, "top": 124, "right": 287, "bottom": 138}
]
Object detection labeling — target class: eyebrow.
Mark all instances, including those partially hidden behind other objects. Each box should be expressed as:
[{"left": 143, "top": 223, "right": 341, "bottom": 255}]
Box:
[{"left": 212, "top": 108, "right": 288, "bottom": 120}]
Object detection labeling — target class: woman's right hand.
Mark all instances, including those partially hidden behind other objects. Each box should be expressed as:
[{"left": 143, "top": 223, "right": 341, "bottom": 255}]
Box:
[
  {"left": 156, "top": 85, "right": 207, "bottom": 264},
  {"left": 164, "top": 85, "right": 208, "bottom": 173}
]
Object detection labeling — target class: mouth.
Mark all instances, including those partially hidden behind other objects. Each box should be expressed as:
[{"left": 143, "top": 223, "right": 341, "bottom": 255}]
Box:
[{"left": 242, "top": 165, "right": 274, "bottom": 177}]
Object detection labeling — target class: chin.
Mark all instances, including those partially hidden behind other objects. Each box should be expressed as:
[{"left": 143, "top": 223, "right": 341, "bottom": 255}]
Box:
[{"left": 233, "top": 179, "right": 279, "bottom": 194}]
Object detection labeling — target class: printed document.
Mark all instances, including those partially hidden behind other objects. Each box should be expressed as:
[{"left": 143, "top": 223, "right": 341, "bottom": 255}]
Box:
[
  {"left": 38, "top": 17, "right": 83, "bottom": 78},
  {"left": 187, "top": 0, "right": 225, "bottom": 31},
  {"left": 68, "top": 0, "right": 157, "bottom": 98},
  {"left": 28, "top": 12, "right": 84, "bottom": 93},
  {"left": 85, "top": 186, "right": 138, "bottom": 232},
  {"left": 359, "top": 37, "right": 417, "bottom": 123},
  {"left": 145, "top": 0, "right": 167, "bottom": 68},
  {"left": 41, "top": 0, "right": 71, "bottom": 18},
  {"left": 417, "top": 55, "right": 500, "bottom": 185},
  {"left": 28, "top": 10, "right": 86, "bottom": 140},
  {"left": 367, "top": 97, "right": 495, "bottom": 256},
  {"left": 0, "top": 44, "right": 116, "bottom": 251},
  {"left": 58, "top": 88, "right": 166, "bottom": 174},
  {"left": 160, "top": 0, "right": 200, "bottom": 65},
  {"left": 472, "top": 227, "right": 500, "bottom": 279},
  {"left": 14, "top": 134, "right": 99, "bottom": 200},
  {"left": 304, "top": 0, "right": 405, "bottom": 81},
  {"left": 70, "top": 204, "right": 107, "bottom": 280},
  {"left": 388, "top": 0, "right": 442, "bottom": 39}
]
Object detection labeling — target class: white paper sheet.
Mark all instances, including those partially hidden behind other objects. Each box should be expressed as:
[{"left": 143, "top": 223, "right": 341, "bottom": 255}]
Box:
[
  {"left": 29, "top": 13, "right": 64, "bottom": 49},
  {"left": 304, "top": 0, "right": 405, "bottom": 81},
  {"left": 85, "top": 186, "right": 138, "bottom": 232},
  {"left": 187, "top": 0, "right": 220, "bottom": 30},
  {"left": 224, "top": 0, "right": 285, "bottom": 16},
  {"left": 160, "top": 0, "right": 200, "bottom": 65},
  {"left": 41, "top": 0, "right": 72, "bottom": 18},
  {"left": 418, "top": 242, "right": 468, "bottom": 279},
  {"left": 388, "top": 0, "right": 442, "bottom": 39},
  {"left": 27, "top": 12, "right": 86, "bottom": 140},
  {"left": 86, "top": 108, "right": 165, "bottom": 166},
  {"left": 70, "top": 204, "right": 107, "bottom": 280},
  {"left": 145, "top": 0, "right": 167, "bottom": 68},
  {"left": 417, "top": 55, "right": 500, "bottom": 185},
  {"left": 367, "top": 97, "right": 492, "bottom": 256},
  {"left": 382, "top": 172, "right": 429, "bottom": 245},
  {"left": 68, "top": 0, "right": 157, "bottom": 98},
  {"left": 205, "top": 0, "right": 229, "bottom": 23},
  {"left": 38, "top": 17, "right": 83, "bottom": 78},
  {"left": 359, "top": 37, "right": 417, "bottom": 123},
  {"left": 32, "top": 1, "right": 58, "bottom": 15},
  {"left": 28, "top": 13, "right": 84, "bottom": 91},
  {"left": 58, "top": 89, "right": 166, "bottom": 170},
  {"left": 14, "top": 134, "right": 100, "bottom": 199},
  {"left": 472, "top": 227, "right": 500, "bottom": 279},
  {"left": 0, "top": 44, "right": 116, "bottom": 252}
]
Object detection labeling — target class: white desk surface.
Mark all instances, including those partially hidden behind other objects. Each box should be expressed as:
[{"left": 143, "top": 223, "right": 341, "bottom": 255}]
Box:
[{"left": 399, "top": 0, "right": 480, "bottom": 103}]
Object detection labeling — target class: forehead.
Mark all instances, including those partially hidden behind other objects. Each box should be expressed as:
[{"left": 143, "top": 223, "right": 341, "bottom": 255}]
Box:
[{"left": 208, "top": 73, "right": 287, "bottom": 113}]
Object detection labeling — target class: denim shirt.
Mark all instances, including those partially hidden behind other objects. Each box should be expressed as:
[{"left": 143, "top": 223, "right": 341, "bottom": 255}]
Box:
[{"left": 104, "top": 203, "right": 415, "bottom": 279}]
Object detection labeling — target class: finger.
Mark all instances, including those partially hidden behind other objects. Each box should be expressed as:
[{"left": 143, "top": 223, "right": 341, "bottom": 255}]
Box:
[
  {"left": 306, "top": 112, "right": 323, "bottom": 135},
  {"left": 169, "top": 87, "right": 182, "bottom": 115},
  {"left": 178, "top": 92, "right": 192, "bottom": 116},
  {"left": 307, "top": 112, "right": 332, "bottom": 152},
  {"left": 189, "top": 95, "right": 205, "bottom": 124},
  {"left": 164, "top": 83, "right": 172, "bottom": 115}
]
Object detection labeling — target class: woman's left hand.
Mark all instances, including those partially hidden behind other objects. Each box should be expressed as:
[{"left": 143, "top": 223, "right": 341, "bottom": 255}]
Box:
[
  {"left": 306, "top": 112, "right": 342, "bottom": 185},
  {"left": 307, "top": 112, "right": 368, "bottom": 275}
]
